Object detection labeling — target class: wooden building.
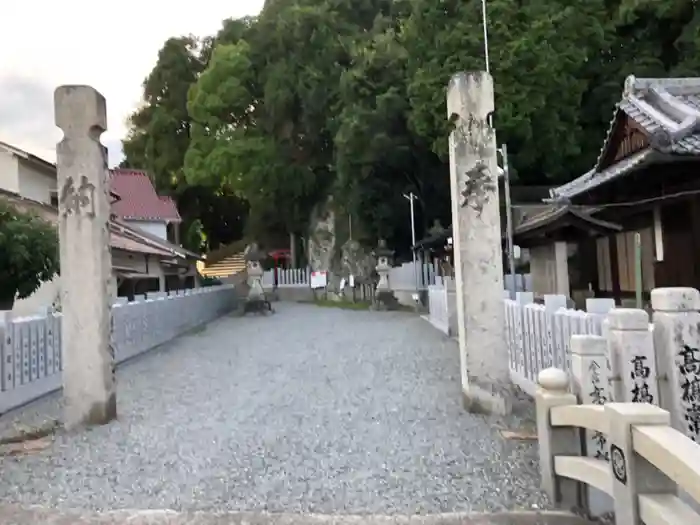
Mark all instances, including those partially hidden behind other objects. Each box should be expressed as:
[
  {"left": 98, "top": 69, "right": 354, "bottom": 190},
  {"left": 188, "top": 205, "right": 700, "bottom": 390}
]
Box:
[{"left": 514, "top": 76, "right": 700, "bottom": 306}]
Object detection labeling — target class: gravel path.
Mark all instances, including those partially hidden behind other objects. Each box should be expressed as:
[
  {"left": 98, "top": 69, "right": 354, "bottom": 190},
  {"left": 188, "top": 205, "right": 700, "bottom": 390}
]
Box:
[{"left": 0, "top": 303, "right": 549, "bottom": 514}]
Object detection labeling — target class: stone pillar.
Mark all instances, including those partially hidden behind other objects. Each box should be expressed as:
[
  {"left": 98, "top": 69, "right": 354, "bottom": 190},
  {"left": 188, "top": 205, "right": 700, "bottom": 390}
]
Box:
[
  {"left": 535, "top": 368, "right": 582, "bottom": 509},
  {"left": 605, "top": 403, "right": 676, "bottom": 525},
  {"left": 607, "top": 308, "right": 659, "bottom": 405},
  {"left": 156, "top": 263, "right": 166, "bottom": 292},
  {"left": 447, "top": 71, "right": 510, "bottom": 414},
  {"left": 54, "top": 85, "right": 116, "bottom": 429},
  {"left": 570, "top": 334, "right": 614, "bottom": 516},
  {"left": 651, "top": 287, "right": 700, "bottom": 442},
  {"left": 554, "top": 242, "right": 570, "bottom": 296}
]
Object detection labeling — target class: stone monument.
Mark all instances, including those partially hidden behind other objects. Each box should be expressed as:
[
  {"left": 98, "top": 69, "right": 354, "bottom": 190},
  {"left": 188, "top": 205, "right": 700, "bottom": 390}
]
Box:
[
  {"left": 447, "top": 71, "right": 512, "bottom": 415},
  {"left": 54, "top": 85, "right": 116, "bottom": 429},
  {"left": 243, "top": 243, "right": 272, "bottom": 314}
]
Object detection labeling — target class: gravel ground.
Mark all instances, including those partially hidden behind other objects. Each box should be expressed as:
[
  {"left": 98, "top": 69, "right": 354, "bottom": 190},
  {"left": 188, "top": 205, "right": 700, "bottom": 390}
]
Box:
[{"left": 0, "top": 303, "right": 550, "bottom": 514}]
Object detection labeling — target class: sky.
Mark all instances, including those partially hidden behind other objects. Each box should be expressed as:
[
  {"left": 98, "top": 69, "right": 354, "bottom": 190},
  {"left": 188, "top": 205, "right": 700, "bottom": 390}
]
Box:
[{"left": 0, "top": 1, "right": 264, "bottom": 168}]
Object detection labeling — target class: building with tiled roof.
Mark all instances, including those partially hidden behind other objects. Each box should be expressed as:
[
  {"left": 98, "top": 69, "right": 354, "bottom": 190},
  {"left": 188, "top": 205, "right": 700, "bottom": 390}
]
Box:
[
  {"left": 109, "top": 169, "right": 181, "bottom": 221},
  {"left": 551, "top": 76, "right": 700, "bottom": 201},
  {"left": 0, "top": 143, "right": 202, "bottom": 315},
  {"left": 514, "top": 76, "right": 700, "bottom": 306},
  {"left": 109, "top": 169, "right": 182, "bottom": 245}
]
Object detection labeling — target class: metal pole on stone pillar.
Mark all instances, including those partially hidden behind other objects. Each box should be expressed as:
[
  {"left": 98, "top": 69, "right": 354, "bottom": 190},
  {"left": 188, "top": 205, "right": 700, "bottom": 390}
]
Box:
[
  {"left": 403, "top": 192, "right": 419, "bottom": 293},
  {"left": 501, "top": 144, "right": 516, "bottom": 298},
  {"left": 55, "top": 85, "right": 116, "bottom": 430},
  {"left": 480, "top": 0, "right": 491, "bottom": 75}
]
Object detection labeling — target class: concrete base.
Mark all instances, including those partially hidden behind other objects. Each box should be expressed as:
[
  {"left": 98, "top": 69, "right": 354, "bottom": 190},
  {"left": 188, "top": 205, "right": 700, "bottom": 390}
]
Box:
[
  {"left": 0, "top": 506, "right": 601, "bottom": 525},
  {"left": 462, "top": 381, "right": 514, "bottom": 416}
]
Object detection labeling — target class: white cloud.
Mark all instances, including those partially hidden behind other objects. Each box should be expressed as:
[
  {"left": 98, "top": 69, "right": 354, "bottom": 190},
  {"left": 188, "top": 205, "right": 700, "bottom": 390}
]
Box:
[{"left": 0, "top": 1, "right": 264, "bottom": 167}]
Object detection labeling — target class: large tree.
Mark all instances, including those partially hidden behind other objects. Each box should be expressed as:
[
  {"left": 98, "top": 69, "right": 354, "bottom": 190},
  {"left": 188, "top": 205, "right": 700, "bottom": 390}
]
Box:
[
  {"left": 121, "top": 35, "right": 250, "bottom": 252},
  {"left": 124, "top": 0, "right": 699, "bottom": 254}
]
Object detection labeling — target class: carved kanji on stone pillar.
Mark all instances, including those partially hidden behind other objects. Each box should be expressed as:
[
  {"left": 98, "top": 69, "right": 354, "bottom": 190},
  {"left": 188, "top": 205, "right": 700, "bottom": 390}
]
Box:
[{"left": 55, "top": 85, "right": 116, "bottom": 429}]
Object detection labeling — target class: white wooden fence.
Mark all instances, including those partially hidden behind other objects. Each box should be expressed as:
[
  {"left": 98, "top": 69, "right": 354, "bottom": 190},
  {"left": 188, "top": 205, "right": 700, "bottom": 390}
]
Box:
[
  {"left": 0, "top": 284, "right": 238, "bottom": 415},
  {"left": 426, "top": 273, "right": 532, "bottom": 337},
  {"left": 504, "top": 293, "right": 616, "bottom": 396},
  {"left": 262, "top": 267, "right": 311, "bottom": 288}
]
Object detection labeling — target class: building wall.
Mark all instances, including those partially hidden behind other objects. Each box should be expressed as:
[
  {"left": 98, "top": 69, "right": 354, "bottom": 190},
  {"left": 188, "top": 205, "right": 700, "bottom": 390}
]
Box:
[
  {"left": 124, "top": 219, "right": 167, "bottom": 240},
  {"left": 0, "top": 150, "right": 20, "bottom": 193},
  {"left": 17, "top": 160, "right": 56, "bottom": 204},
  {"left": 530, "top": 244, "right": 558, "bottom": 296}
]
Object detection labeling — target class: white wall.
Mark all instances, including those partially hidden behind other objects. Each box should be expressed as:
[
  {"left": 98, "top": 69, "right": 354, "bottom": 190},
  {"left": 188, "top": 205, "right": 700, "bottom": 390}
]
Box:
[
  {"left": 17, "top": 160, "right": 56, "bottom": 204},
  {"left": 0, "top": 150, "right": 20, "bottom": 193},
  {"left": 124, "top": 220, "right": 167, "bottom": 240},
  {"left": 12, "top": 278, "right": 60, "bottom": 317}
]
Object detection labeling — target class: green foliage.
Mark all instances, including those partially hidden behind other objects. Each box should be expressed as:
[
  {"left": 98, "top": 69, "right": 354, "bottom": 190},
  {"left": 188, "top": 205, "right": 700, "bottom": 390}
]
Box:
[
  {"left": 0, "top": 201, "right": 59, "bottom": 304},
  {"left": 123, "top": 0, "right": 700, "bottom": 254}
]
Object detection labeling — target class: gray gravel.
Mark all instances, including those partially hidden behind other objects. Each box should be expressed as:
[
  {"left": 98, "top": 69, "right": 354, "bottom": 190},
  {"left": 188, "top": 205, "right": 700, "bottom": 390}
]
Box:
[{"left": 0, "top": 303, "right": 550, "bottom": 514}]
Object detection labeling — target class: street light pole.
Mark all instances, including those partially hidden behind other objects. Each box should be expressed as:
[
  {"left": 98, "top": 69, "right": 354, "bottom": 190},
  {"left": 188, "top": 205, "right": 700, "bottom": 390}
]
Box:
[{"left": 403, "top": 192, "right": 419, "bottom": 292}]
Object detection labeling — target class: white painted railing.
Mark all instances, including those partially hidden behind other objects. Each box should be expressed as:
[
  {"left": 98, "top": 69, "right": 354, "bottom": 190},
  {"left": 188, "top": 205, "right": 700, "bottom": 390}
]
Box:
[
  {"left": 427, "top": 284, "right": 450, "bottom": 334},
  {"left": 504, "top": 294, "right": 615, "bottom": 396},
  {"left": 0, "top": 285, "right": 238, "bottom": 415},
  {"left": 262, "top": 268, "right": 310, "bottom": 288},
  {"left": 537, "top": 368, "right": 700, "bottom": 525}
]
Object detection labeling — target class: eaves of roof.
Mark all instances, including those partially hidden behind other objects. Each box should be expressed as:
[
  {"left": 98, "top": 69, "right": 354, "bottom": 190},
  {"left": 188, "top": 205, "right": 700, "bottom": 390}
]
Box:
[{"left": 550, "top": 75, "right": 700, "bottom": 202}]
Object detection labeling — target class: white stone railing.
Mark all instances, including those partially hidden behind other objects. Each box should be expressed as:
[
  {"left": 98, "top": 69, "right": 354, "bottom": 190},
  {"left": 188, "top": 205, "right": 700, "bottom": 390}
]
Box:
[
  {"left": 537, "top": 368, "right": 700, "bottom": 525},
  {"left": 0, "top": 284, "right": 238, "bottom": 415}
]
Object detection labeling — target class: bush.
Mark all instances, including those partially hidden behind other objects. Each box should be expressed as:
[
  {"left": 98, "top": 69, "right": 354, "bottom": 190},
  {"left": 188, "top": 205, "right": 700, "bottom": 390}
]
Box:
[{"left": 0, "top": 201, "right": 59, "bottom": 309}]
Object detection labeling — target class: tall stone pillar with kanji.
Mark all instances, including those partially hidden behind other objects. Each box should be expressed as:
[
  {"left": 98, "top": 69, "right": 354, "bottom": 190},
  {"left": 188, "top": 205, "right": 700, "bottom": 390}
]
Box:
[
  {"left": 447, "top": 71, "right": 512, "bottom": 415},
  {"left": 55, "top": 85, "right": 116, "bottom": 429}
]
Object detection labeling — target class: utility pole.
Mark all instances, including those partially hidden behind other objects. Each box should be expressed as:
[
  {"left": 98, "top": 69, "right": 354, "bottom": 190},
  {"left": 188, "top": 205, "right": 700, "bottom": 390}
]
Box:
[
  {"left": 403, "top": 192, "right": 419, "bottom": 292},
  {"left": 500, "top": 144, "right": 516, "bottom": 297}
]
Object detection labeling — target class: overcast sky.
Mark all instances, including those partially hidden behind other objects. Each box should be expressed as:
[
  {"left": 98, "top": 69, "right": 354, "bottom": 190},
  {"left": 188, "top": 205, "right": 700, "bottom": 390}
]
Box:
[{"left": 0, "top": 1, "right": 264, "bottom": 167}]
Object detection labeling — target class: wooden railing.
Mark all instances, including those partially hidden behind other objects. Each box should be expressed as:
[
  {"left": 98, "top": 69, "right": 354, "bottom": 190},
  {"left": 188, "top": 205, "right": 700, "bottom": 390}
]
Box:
[{"left": 536, "top": 367, "right": 700, "bottom": 525}]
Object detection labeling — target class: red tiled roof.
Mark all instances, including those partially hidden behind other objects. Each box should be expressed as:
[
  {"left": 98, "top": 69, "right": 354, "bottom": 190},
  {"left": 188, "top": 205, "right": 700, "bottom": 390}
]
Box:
[{"left": 109, "top": 169, "right": 181, "bottom": 222}]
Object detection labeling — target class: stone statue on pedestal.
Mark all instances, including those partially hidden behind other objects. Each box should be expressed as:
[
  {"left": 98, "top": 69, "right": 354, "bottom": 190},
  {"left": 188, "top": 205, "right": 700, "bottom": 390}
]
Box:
[
  {"left": 372, "top": 239, "right": 399, "bottom": 310},
  {"left": 242, "top": 243, "right": 273, "bottom": 315}
]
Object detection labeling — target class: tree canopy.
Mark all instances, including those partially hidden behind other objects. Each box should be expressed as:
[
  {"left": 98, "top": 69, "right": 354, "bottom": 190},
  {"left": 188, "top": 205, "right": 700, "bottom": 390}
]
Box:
[
  {"left": 0, "top": 201, "right": 59, "bottom": 308},
  {"left": 122, "top": 0, "right": 699, "bottom": 252}
]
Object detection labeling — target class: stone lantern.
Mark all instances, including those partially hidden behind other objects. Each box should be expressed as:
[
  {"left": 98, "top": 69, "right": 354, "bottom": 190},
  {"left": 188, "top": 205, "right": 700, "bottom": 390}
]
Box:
[
  {"left": 374, "top": 239, "right": 394, "bottom": 292},
  {"left": 243, "top": 243, "right": 265, "bottom": 301}
]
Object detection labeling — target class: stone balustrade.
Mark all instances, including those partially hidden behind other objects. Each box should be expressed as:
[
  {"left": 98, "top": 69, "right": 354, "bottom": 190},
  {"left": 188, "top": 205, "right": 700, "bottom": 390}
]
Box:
[{"left": 536, "top": 367, "right": 700, "bottom": 525}]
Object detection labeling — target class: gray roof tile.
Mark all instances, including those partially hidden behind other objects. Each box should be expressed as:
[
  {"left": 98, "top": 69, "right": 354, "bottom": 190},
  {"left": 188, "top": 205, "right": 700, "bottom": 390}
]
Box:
[{"left": 551, "top": 76, "right": 700, "bottom": 200}]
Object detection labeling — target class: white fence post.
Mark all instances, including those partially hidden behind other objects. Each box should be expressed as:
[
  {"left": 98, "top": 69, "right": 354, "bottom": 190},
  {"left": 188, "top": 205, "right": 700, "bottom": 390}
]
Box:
[
  {"left": 607, "top": 308, "right": 659, "bottom": 406},
  {"left": 544, "top": 295, "right": 567, "bottom": 369},
  {"left": 651, "top": 287, "right": 700, "bottom": 443},
  {"left": 535, "top": 368, "right": 583, "bottom": 509},
  {"left": 570, "top": 333, "right": 614, "bottom": 516}
]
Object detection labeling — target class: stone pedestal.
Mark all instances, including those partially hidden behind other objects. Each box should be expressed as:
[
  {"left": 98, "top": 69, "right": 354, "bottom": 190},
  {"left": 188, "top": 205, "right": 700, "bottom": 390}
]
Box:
[
  {"left": 447, "top": 71, "right": 511, "bottom": 415},
  {"left": 54, "top": 85, "right": 116, "bottom": 429}
]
